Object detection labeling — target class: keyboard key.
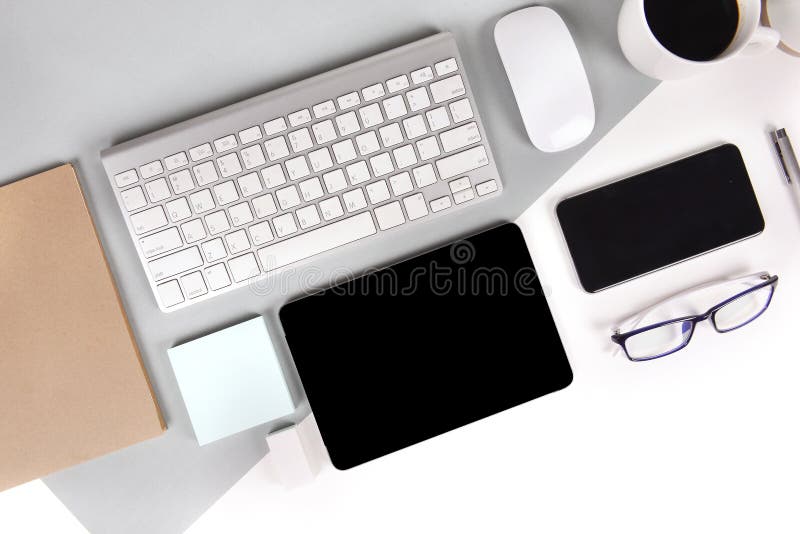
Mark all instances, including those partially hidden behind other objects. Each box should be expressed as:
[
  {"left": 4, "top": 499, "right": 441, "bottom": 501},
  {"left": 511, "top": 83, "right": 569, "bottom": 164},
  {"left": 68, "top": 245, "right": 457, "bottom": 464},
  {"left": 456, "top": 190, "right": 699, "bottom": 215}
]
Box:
[
  {"left": 217, "top": 153, "right": 242, "bottom": 177},
  {"left": 476, "top": 179, "right": 498, "bottom": 196},
  {"left": 228, "top": 202, "right": 254, "bottom": 226},
  {"left": 165, "top": 152, "right": 189, "bottom": 171},
  {"left": 426, "top": 107, "right": 450, "bottom": 130},
  {"left": 313, "top": 100, "right": 336, "bottom": 118},
  {"left": 139, "top": 227, "right": 183, "bottom": 258},
  {"left": 299, "top": 177, "right": 324, "bottom": 202},
  {"left": 359, "top": 103, "right": 384, "bottom": 128},
  {"left": 379, "top": 123, "right": 403, "bottom": 147},
  {"left": 265, "top": 136, "right": 290, "bottom": 160},
  {"left": 435, "top": 57, "right": 458, "bottom": 76},
  {"left": 169, "top": 170, "right": 195, "bottom": 194},
  {"left": 241, "top": 144, "right": 266, "bottom": 169},
  {"left": 430, "top": 74, "right": 466, "bottom": 103},
  {"left": 319, "top": 196, "right": 344, "bottom": 220},
  {"left": 449, "top": 177, "right": 471, "bottom": 193},
  {"left": 189, "top": 143, "right": 213, "bottom": 161},
  {"left": 214, "top": 135, "right": 238, "bottom": 153},
  {"left": 402, "top": 115, "right": 427, "bottom": 139},
  {"left": 252, "top": 194, "right": 278, "bottom": 218},
  {"left": 257, "top": 212, "right": 376, "bottom": 272},
  {"left": 308, "top": 147, "right": 333, "bottom": 172},
  {"left": 181, "top": 271, "right": 208, "bottom": 299},
  {"left": 131, "top": 206, "right": 168, "bottom": 234},
  {"left": 202, "top": 238, "right": 227, "bottom": 262},
  {"left": 453, "top": 188, "right": 475, "bottom": 204},
  {"left": 406, "top": 87, "right": 431, "bottom": 112},
  {"left": 374, "top": 201, "right": 406, "bottom": 230},
  {"left": 337, "top": 92, "right": 360, "bottom": 109},
  {"left": 276, "top": 185, "right": 301, "bottom": 210},
  {"left": 149, "top": 246, "right": 203, "bottom": 281},
  {"left": 237, "top": 172, "right": 263, "bottom": 196},
  {"left": 436, "top": 146, "right": 489, "bottom": 180},
  {"left": 205, "top": 263, "right": 231, "bottom": 290},
  {"left": 140, "top": 160, "right": 164, "bottom": 179},
  {"left": 225, "top": 229, "right": 250, "bottom": 254},
  {"left": 272, "top": 213, "right": 298, "bottom": 238},
  {"left": 239, "top": 126, "right": 263, "bottom": 144},
  {"left": 205, "top": 211, "right": 230, "bottom": 235},
  {"left": 335, "top": 111, "right": 360, "bottom": 136},
  {"left": 121, "top": 186, "right": 147, "bottom": 212},
  {"left": 289, "top": 128, "right": 313, "bottom": 152},
  {"left": 382, "top": 95, "right": 407, "bottom": 120},
  {"left": 213, "top": 181, "right": 239, "bottom": 205},
  {"left": 157, "top": 280, "right": 184, "bottom": 308},
  {"left": 145, "top": 178, "right": 171, "bottom": 202},
  {"left": 248, "top": 221, "right": 274, "bottom": 246},
  {"left": 369, "top": 152, "right": 394, "bottom": 177},
  {"left": 189, "top": 189, "right": 215, "bottom": 213},
  {"left": 362, "top": 83, "right": 385, "bottom": 101},
  {"left": 288, "top": 109, "right": 312, "bottom": 127},
  {"left": 260, "top": 165, "right": 287, "bottom": 188},
  {"left": 323, "top": 169, "right": 348, "bottom": 193},
  {"left": 403, "top": 192, "right": 429, "bottom": 220},
  {"left": 180, "top": 219, "right": 207, "bottom": 243},
  {"left": 389, "top": 172, "right": 414, "bottom": 196},
  {"left": 416, "top": 136, "right": 441, "bottom": 160},
  {"left": 285, "top": 156, "right": 311, "bottom": 180},
  {"left": 413, "top": 164, "right": 437, "bottom": 187},
  {"left": 343, "top": 188, "right": 367, "bottom": 212},
  {"left": 161, "top": 199, "right": 193, "bottom": 230},
  {"left": 449, "top": 98, "right": 474, "bottom": 123},
  {"left": 393, "top": 145, "right": 417, "bottom": 169},
  {"left": 312, "top": 120, "right": 337, "bottom": 144},
  {"left": 193, "top": 161, "right": 219, "bottom": 186},
  {"left": 332, "top": 139, "right": 357, "bottom": 164},
  {"left": 430, "top": 196, "right": 452, "bottom": 212},
  {"left": 346, "top": 161, "right": 371, "bottom": 185},
  {"left": 366, "top": 180, "right": 391, "bottom": 204},
  {"left": 411, "top": 66, "right": 433, "bottom": 84},
  {"left": 228, "top": 253, "right": 260, "bottom": 282},
  {"left": 440, "top": 122, "right": 481, "bottom": 152},
  {"left": 264, "top": 117, "right": 287, "bottom": 135},
  {"left": 355, "top": 131, "right": 380, "bottom": 155},
  {"left": 387, "top": 74, "right": 410, "bottom": 93},
  {"left": 296, "top": 205, "right": 321, "bottom": 229},
  {"left": 114, "top": 169, "right": 138, "bottom": 187}
]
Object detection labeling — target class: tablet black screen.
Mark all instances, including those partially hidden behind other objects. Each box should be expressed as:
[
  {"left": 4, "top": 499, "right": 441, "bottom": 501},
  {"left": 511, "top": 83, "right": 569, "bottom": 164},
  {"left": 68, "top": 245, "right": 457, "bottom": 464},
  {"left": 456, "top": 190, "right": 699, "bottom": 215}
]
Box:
[{"left": 280, "top": 223, "right": 573, "bottom": 469}]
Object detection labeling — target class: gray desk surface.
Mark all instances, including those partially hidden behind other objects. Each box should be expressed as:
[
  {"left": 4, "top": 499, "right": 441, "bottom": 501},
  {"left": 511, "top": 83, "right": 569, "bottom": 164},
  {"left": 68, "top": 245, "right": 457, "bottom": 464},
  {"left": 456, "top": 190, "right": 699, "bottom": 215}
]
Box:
[{"left": 0, "top": 1, "right": 656, "bottom": 532}]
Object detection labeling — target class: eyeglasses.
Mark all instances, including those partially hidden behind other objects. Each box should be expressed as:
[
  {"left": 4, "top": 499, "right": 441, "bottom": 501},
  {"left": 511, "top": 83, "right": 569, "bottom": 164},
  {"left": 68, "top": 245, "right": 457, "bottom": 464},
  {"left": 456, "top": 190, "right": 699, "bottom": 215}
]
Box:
[{"left": 612, "top": 273, "right": 779, "bottom": 362}]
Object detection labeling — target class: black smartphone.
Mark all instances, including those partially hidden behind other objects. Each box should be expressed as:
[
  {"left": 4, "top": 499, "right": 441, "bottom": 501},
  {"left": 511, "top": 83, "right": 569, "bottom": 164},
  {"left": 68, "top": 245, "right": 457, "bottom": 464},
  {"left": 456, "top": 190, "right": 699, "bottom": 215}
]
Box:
[{"left": 556, "top": 144, "right": 765, "bottom": 293}]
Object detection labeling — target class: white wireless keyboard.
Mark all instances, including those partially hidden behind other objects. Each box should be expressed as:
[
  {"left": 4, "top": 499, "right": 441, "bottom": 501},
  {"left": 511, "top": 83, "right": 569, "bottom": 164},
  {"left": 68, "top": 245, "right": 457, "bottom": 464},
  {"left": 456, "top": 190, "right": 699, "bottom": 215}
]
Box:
[{"left": 101, "top": 33, "right": 502, "bottom": 312}]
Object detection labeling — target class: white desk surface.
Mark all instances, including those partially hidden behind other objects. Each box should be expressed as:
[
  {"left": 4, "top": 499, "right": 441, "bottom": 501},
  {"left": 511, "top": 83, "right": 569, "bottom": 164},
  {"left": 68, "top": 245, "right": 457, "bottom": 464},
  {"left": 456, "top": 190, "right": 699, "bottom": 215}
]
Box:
[{"left": 4, "top": 46, "right": 796, "bottom": 534}]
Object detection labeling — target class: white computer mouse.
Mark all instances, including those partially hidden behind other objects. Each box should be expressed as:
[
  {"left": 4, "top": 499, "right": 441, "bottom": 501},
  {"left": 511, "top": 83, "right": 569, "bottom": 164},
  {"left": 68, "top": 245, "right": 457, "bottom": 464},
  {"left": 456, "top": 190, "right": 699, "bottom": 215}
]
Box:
[{"left": 495, "top": 6, "right": 595, "bottom": 152}]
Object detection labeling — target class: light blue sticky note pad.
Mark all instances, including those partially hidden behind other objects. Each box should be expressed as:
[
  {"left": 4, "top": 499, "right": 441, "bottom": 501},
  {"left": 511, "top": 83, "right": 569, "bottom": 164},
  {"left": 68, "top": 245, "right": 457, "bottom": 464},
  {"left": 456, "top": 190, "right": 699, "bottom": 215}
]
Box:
[{"left": 167, "top": 317, "right": 294, "bottom": 446}]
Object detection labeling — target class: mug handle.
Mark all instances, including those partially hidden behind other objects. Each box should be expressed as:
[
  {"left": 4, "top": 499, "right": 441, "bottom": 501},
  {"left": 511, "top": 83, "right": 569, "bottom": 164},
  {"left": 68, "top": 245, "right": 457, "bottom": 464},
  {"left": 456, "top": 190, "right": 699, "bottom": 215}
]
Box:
[{"left": 740, "top": 25, "right": 781, "bottom": 56}]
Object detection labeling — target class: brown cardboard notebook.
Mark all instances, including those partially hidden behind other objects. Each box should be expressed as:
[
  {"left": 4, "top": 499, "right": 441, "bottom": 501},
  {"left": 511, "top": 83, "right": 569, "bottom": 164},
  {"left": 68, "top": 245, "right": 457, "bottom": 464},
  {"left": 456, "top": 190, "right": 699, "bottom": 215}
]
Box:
[{"left": 0, "top": 164, "right": 165, "bottom": 491}]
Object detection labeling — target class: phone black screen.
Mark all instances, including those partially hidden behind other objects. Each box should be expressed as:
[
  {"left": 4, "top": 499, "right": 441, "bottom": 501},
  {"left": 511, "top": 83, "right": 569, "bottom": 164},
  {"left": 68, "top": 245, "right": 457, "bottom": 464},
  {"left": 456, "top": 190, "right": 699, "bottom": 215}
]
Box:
[
  {"left": 280, "top": 224, "right": 573, "bottom": 470},
  {"left": 556, "top": 144, "right": 764, "bottom": 292}
]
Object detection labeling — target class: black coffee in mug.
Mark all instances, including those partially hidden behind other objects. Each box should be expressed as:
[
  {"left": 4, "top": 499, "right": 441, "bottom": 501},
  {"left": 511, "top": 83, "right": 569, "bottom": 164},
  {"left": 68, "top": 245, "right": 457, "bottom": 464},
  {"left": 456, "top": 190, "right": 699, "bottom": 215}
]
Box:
[{"left": 644, "top": 0, "right": 740, "bottom": 61}]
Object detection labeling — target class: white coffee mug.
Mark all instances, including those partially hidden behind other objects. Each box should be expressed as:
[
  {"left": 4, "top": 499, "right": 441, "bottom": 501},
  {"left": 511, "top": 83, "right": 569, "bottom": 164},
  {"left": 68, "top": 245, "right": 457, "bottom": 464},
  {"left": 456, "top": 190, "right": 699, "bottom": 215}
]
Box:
[{"left": 618, "top": 0, "right": 781, "bottom": 80}]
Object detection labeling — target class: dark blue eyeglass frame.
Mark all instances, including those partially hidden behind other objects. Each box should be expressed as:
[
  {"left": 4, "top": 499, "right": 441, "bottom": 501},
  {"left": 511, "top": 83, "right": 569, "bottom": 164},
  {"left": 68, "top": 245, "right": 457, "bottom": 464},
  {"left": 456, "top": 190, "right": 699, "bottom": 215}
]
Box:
[{"left": 611, "top": 275, "right": 779, "bottom": 362}]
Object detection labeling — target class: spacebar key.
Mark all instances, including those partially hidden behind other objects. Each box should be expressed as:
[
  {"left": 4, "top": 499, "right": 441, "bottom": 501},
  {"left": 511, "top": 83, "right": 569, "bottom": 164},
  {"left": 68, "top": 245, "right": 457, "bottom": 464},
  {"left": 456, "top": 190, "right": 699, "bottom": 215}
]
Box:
[{"left": 257, "top": 212, "right": 377, "bottom": 271}]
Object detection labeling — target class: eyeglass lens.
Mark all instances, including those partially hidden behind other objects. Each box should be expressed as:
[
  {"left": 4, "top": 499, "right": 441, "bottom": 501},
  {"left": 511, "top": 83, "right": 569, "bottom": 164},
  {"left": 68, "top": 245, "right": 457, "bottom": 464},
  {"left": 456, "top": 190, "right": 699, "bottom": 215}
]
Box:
[{"left": 625, "top": 320, "right": 693, "bottom": 361}]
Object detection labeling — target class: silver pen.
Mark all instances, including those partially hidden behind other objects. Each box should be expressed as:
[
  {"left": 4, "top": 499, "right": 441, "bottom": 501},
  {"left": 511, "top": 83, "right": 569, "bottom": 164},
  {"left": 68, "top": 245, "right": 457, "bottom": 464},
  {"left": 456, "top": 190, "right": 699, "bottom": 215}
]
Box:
[{"left": 771, "top": 128, "right": 800, "bottom": 209}]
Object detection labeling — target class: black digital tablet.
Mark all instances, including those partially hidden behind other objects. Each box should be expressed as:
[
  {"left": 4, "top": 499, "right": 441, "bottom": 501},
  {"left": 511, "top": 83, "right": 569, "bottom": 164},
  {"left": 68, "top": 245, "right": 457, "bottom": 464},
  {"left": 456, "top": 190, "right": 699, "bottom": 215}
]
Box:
[{"left": 279, "top": 223, "right": 573, "bottom": 470}]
